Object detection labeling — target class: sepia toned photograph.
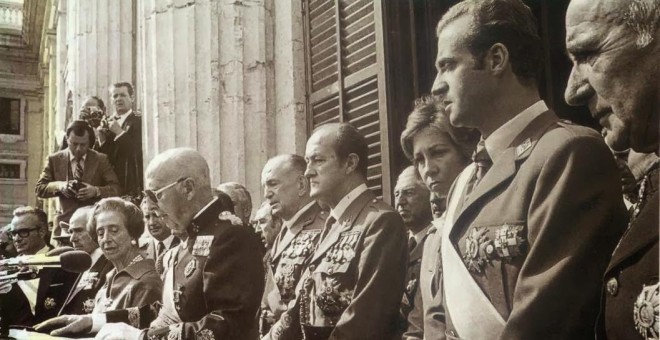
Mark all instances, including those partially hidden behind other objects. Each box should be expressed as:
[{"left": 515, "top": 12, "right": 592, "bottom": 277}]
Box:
[{"left": 0, "top": 0, "right": 657, "bottom": 339}]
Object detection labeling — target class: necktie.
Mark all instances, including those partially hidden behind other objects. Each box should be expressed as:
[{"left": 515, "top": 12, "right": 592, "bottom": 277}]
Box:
[
  {"left": 466, "top": 140, "right": 492, "bottom": 197},
  {"left": 74, "top": 158, "right": 84, "bottom": 180},
  {"left": 157, "top": 241, "right": 165, "bottom": 258},
  {"left": 319, "top": 215, "right": 336, "bottom": 243},
  {"left": 408, "top": 236, "right": 417, "bottom": 252}
]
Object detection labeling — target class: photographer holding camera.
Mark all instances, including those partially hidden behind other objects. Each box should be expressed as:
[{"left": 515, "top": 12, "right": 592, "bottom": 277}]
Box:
[
  {"left": 36, "top": 120, "right": 121, "bottom": 245},
  {"left": 61, "top": 96, "right": 113, "bottom": 154}
]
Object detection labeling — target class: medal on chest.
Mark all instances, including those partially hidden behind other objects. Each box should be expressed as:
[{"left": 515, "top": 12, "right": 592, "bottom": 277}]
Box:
[
  {"left": 173, "top": 284, "right": 185, "bottom": 311},
  {"left": 192, "top": 236, "right": 214, "bottom": 256},
  {"left": 185, "top": 258, "right": 197, "bottom": 278}
]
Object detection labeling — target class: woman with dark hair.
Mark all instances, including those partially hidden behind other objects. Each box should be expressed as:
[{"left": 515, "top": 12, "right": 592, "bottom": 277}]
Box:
[
  {"left": 87, "top": 197, "right": 162, "bottom": 312},
  {"left": 400, "top": 95, "right": 479, "bottom": 339}
]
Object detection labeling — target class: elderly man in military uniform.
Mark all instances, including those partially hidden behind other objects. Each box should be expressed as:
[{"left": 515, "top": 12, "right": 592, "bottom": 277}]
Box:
[
  {"left": 393, "top": 166, "right": 433, "bottom": 337},
  {"left": 259, "top": 154, "right": 326, "bottom": 336},
  {"left": 565, "top": 0, "right": 660, "bottom": 338},
  {"left": 265, "top": 123, "right": 407, "bottom": 340},
  {"left": 58, "top": 206, "right": 114, "bottom": 315},
  {"left": 35, "top": 148, "right": 265, "bottom": 340},
  {"left": 429, "top": 1, "right": 628, "bottom": 339}
]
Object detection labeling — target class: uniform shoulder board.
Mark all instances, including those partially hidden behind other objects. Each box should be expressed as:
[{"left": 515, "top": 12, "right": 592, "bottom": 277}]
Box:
[
  {"left": 558, "top": 118, "right": 574, "bottom": 125},
  {"left": 133, "top": 110, "right": 143, "bottom": 117}
]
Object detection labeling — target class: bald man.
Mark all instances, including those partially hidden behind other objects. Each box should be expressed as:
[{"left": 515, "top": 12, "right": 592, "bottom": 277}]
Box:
[
  {"left": 36, "top": 148, "right": 265, "bottom": 340},
  {"left": 259, "top": 154, "right": 327, "bottom": 336},
  {"left": 59, "top": 206, "right": 114, "bottom": 315},
  {"left": 265, "top": 123, "right": 407, "bottom": 340}
]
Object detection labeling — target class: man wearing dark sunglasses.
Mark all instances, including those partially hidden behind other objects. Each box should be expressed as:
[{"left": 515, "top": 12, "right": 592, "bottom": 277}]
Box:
[
  {"left": 36, "top": 148, "right": 265, "bottom": 340},
  {"left": 0, "top": 206, "right": 76, "bottom": 328}
]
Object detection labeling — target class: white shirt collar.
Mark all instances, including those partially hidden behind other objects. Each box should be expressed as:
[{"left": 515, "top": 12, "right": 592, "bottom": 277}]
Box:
[
  {"left": 16, "top": 246, "right": 49, "bottom": 315},
  {"left": 90, "top": 247, "right": 103, "bottom": 266},
  {"left": 114, "top": 109, "right": 132, "bottom": 127},
  {"left": 409, "top": 224, "right": 432, "bottom": 245},
  {"left": 330, "top": 183, "right": 369, "bottom": 220},
  {"left": 484, "top": 100, "right": 548, "bottom": 163},
  {"left": 69, "top": 150, "right": 87, "bottom": 162},
  {"left": 283, "top": 201, "right": 315, "bottom": 229},
  {"left": 154, "top": 234, "right": 176, "bottom": 249}
]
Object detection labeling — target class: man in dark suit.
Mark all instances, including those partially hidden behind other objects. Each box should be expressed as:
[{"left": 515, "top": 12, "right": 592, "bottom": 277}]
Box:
[
  {"left": 564, "top": 1, "right": 659, "bottom": 338},
  {"left": 36, "top": 120, "right": 121, "bottom": 243},
  {"left": 58, "top": 206, "right": 113, "bottom": 315},
  {"left": 394, "top": 166, "right": 433, "bottom": 338},
  {"left": 429, "top": 1, "right": 628, "bottom": 339},
  {"left": 139, "top": 198, "right": 180, "bottom": 262},
  {"left": 36, "top": 148, "right": 265, "bottom": 340},
  {"left": 0, "top": 207, "right": 77, "bottom": 327},
  {"left": 265, "top": 123, "right": 408, "bottom": 340},
  {"left": 107, "top": 82, "right": 143, "bottom": 198},
  {"left": 259, "top": 154, "right": 326, "bottom": 336}
]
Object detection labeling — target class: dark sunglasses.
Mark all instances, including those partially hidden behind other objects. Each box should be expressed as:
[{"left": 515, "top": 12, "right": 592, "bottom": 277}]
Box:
[
  {"left": 142, "top": 177, "right": 190, "bottom": 204},
  {"left": 9, "top": 226, "right": 41, "bottom": 239}
]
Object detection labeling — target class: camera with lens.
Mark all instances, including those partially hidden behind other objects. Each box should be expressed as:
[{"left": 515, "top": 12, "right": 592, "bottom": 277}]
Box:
[
  {"left": 62, "top": 179, "right": 85, "bottom": 198},
  {"left": 79, "top": 106, "right": 107, "bottom": 129},
  {"left": 70, "top": 179, "right": 85, "bottom": 192}
]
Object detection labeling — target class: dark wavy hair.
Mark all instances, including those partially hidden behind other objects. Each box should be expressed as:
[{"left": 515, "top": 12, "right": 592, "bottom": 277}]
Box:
[
  {"left": 66, "top": 120, "right": 96, "bottom": 146},
  {"left": 437, "top": 0, "right": 543, "bottom": 86}
]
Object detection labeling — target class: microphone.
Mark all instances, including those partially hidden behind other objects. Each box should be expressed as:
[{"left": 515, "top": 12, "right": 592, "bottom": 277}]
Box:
[
  {"left": 0, "top": 269, "right": 38, "bottom": 283},
  {"left": 0, "top": 250, "right": 92, "bottom": 274},
  {"left": 46, "top": 246, "right": 75, "bottom": 256}
]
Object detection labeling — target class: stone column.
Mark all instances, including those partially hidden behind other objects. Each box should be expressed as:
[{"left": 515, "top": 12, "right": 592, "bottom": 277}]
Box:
[
  {"left": 139, "top": 0, "right": 307, "bottom": 213},
  {"left": 65, "top": 0, "right": 135, "bottom": 113}
]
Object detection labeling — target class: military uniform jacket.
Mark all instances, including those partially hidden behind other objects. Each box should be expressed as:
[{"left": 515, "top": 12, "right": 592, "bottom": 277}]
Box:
[
  {"left": 0, "top": 267, "right": 77, "bottom": 327},
  {"left": 93, "top": 257, "right": 162, "bottom": 313},
  {"left": 263, "top": 202, "right": 325, "bottom": 322},
  {"left": 106, "top": 197, "right": 265, "bottom": 340},
  {"left": 59, "top": 254, "right": 114, "bottom": 315},
  {"left": 403, "top": 223, "right": 443, "bottom": 340},
  {"left": 111, "top": 111, "right": 143, "bottom": 197},
  {"left": 598, "top": 164, "right": 658, "bottom": 340},
  {"left": 266, "top": 189, "right": 408, "bottom": 340},
  {"left": 442, "top": 109, "right": 628, "bottom": 339}
]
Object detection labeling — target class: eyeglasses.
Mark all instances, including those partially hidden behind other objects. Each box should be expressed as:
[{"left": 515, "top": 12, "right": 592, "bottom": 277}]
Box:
[
  {"left": 143, "top": 211, "right": 165, "bottom": 220},
  {"left": 9, "top": 227, "right": 41, "bottom": 239},
  {"left": 143, "top": 177, "right": 190, "bottom": 204}
]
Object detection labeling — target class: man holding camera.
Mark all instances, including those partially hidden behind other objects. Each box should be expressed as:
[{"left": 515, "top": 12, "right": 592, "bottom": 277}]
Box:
[{"left": 36, "top": 120, "right": 121, "bottom": 243}]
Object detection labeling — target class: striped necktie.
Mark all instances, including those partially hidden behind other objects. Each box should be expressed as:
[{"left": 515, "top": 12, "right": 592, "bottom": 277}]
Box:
[{"left": 74, "top": 158, "right": 84, "bottom": 180}]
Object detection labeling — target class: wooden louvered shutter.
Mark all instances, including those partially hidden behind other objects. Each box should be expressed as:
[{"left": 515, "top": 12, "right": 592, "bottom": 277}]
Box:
[{"left": 303, "top": 0, "right": 392, "bottom": 203}]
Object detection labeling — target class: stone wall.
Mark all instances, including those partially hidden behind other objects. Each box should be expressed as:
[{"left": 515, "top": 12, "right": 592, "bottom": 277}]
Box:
[
  {"left": 29, "top": 0, "right": 309, "bottom": 218},
  {"left": 137, "top": 0, "right": 306, "bottom": 214}
]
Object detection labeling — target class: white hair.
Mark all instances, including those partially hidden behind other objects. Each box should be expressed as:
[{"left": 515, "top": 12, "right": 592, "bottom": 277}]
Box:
[{"left": 624, "top": 0, "right": 660, "bottom": 48}]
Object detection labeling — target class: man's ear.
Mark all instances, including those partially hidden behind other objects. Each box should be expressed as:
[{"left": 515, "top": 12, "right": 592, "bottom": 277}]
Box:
[
  {"left": 181, "top": 178, "right": 196, "bottom": 201},
  {"left": 345, "top": 153, "right": 360, "bottom": 175},
  {"left": 486, "top": 43, "right": 509, "bottom": 76}
]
